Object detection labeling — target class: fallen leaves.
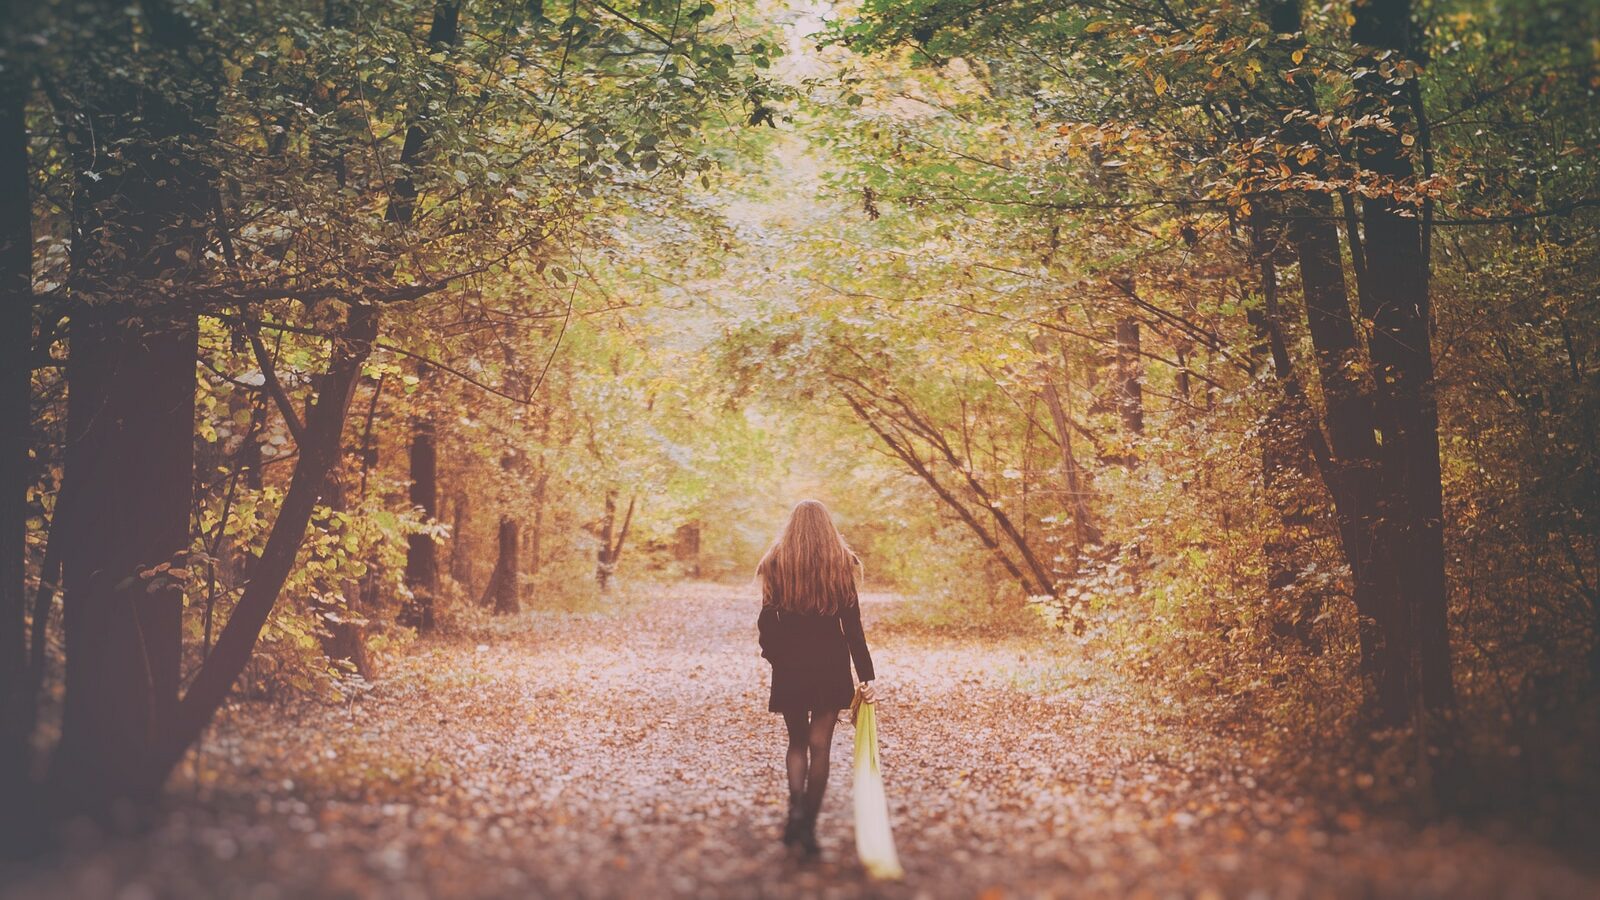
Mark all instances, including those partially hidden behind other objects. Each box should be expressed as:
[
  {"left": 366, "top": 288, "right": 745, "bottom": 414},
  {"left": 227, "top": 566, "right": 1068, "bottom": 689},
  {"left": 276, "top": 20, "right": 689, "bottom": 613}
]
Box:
[{"left": 5, "top": 584, "right": 1596, "bottom": 898}]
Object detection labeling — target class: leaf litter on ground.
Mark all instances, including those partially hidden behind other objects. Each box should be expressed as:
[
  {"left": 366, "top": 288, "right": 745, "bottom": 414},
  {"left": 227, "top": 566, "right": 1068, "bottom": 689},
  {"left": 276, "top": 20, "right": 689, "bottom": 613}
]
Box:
[{"left": 4, "top": 583, "right": 1596, "bottom": 899}]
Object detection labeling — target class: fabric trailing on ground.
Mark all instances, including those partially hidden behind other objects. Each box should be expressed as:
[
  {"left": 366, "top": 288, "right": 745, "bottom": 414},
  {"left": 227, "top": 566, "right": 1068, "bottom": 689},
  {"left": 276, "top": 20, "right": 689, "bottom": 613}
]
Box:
[{"left": 851, "top": 688, "right": 903, "bottom": 880}]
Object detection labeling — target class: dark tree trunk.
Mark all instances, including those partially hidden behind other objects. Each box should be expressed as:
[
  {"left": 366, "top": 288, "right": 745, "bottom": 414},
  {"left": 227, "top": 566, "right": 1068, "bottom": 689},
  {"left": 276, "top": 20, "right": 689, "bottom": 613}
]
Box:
[
  {"left": 1250, "top": 219, "right": 1297, "bottom": 566},
  {"left": 382, "top": 2, "right": 459, "bottom": 629},
  {"left": 596, "top": 493, "right": 616, "bottom": 589},
  {"left": 48, "top": 0, "right": 213, "bottom": 813},
  {"left": 595, "top": 492, "right": 635, "bottom": 591},
  {"left": 150, "top": 305, "right": 379, "bottom": 785},
  {"left": 1350, "top": 0, "right": 1458, "bottom": 720},
  {"left": 0, "top": 55, "right": 34, "bottom": 832},
  {"left": 402, "top": 415, "right": 438, "bottom": 631},
  {"left": 1590, "top": 591, "right": 1600, "bottom": 695},
  {"left": 311, "top": 376, "right": 380, "bottom": 679},
  {"left": 674, "top": 522, "right": 702, "bottom": 578},
  {"left": 482, "top": 444, "right": 523, "bottom": 613},
  {"left": 144, "top": 0, "right": 460, "bottom": 787},
  {"left": 50, "top": 0, "right": 456, "bottom": 796},
  {"left": 239, "top": 416, "right": 264, "bottom": 492},
  {"left": 1247, "top": 203, "right": 1324, "bottom": 653},
  {"left": 52, "top": 305, "right": 198, "bottom": 813},
  {"left": 1254, "top": 0, "right": 1411, "bottom": 719},
  {"left": 1114, "top": 318, "right": 1143, "bottom": 436},
  {"left": 1290, "top": 196, "right": 1405, "bottom": 715},
  {"left": 489, "top": 516, "right": 520, "bottom": 615}
]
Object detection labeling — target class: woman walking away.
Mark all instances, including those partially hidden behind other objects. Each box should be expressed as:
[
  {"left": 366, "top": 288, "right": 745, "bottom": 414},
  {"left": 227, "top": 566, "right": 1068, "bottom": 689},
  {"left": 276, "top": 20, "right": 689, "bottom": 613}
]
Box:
[{"left": 756, "top": 499, "right": 877, "bottom": 859}]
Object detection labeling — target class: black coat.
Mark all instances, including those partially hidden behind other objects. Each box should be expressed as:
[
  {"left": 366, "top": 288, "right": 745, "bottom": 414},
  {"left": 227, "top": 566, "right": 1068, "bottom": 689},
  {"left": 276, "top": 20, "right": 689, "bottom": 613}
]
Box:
[{"left": 758, "top": 598, "right": 875, "bottom": 713}]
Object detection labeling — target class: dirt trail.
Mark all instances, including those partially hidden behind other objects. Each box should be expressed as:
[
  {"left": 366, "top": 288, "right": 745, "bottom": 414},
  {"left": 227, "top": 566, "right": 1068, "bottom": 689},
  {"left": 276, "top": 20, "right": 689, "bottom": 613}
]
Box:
[{"left": 5, "top": 583, "right": 1595, "bottom": 898}]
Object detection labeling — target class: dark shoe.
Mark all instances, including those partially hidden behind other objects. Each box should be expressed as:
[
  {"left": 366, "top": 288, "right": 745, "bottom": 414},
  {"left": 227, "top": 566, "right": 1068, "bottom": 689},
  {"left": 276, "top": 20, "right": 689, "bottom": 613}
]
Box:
[
  {"left": 797, "top": 810, "right": 821, "bottom": 858},
  {"left": 782, "top": 794, "right": 806, "bottom": 846}
]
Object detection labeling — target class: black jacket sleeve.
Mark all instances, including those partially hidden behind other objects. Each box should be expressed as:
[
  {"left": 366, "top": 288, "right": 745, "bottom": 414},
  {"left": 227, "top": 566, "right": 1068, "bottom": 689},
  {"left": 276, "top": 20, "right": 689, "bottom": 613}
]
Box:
[
  {"left": 840, "top": 597, "right": 875, "bottom": 682},
  {"left": 758, "top": 605, "right": 781, "bottom": 661}
]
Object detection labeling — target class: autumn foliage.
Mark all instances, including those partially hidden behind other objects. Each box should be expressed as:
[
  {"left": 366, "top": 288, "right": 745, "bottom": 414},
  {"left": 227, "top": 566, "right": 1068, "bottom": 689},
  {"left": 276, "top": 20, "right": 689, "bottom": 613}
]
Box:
[{"left": 1, "top": 0, "right": 1598, "bottom": 891}]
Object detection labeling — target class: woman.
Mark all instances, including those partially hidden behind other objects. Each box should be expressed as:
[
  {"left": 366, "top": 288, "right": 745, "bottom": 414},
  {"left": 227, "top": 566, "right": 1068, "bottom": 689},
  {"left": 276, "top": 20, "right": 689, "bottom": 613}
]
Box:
[{"left": 756, "top": 499, "right": 878, "bottom": 858}]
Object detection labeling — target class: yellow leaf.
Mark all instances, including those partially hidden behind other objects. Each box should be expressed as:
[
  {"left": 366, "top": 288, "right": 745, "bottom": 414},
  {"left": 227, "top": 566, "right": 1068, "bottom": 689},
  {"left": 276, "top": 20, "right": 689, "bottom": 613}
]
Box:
[
  {"left": 1153, "top": 74, "right": 1168, "bottom": 96},
  {"left": 1291, "top": 48, "right": 1305, "bottom": 65},
  {"left": 1401, "top": 134, "right": 1416, "bottom": 146}
]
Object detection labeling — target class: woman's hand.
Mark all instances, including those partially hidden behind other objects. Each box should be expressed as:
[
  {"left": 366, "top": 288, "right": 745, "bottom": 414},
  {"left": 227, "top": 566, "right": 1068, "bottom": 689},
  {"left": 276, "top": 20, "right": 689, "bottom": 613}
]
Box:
[{"left": 858, "top": 681, "right": 878, "bottom": 704}]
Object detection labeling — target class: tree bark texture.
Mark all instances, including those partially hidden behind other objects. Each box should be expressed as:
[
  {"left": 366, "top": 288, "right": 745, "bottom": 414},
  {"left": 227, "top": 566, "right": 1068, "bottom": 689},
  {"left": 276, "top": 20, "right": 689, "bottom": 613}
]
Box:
[{"left": 403, "top": 415, "right": 439, "bottom": 630}]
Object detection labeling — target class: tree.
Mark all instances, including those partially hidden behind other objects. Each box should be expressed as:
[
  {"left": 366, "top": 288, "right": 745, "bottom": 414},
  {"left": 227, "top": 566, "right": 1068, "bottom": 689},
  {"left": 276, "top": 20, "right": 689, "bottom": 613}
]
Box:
[
  {"left": 0, "top": 10, "right": 35, "bottom": 837},
  {"left": 1346, "top": 0, "right": 1457, "bottom": 723},
  {"left": 48, "top": 0, "right": 215, "bottom": 812},
  {"left": 402, "top": 412, "right": 439, "bottom": 631},
  {"left": 595, "top": 491, "right": 636, "bottom": 591}
]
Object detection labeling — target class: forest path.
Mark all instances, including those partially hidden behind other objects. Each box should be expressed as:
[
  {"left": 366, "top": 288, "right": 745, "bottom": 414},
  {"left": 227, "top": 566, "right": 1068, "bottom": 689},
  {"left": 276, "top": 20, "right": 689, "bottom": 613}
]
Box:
[{"left": 6, "top": 582, "right": 1595, "bottom": 899}]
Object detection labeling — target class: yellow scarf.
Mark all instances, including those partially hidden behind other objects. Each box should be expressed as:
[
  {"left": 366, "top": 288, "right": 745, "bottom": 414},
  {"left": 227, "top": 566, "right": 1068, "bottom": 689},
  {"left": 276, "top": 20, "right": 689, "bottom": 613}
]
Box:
[{"left": 850, "top": 686, "right": 905, "bottom": 880}]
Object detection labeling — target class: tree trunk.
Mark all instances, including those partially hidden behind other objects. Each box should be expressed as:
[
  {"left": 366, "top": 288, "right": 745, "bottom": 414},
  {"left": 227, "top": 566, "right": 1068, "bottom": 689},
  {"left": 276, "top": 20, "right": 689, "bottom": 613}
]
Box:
[
  {"left": 1033, "top": 335, "right": 1100, "bottom": 556},
  {"left": 1350, "top": 0, "right": 1458, "bottom": 720},
  {"left": 312, "top": 376, "right": 382, "bottom": 678},
  {"left": 596, "top": 492, "right": 635, "bottom": 591},
  {"left": 449, "top": 489, "right": 474, "bottom": 595},
  {"left": 482, "top": 443, "right": 523, "bottom": 613},
  {"left": 100, "top": 1, "right": 454, "bottom": 791},
  {"left": 1290, "top": 195, "right": 1405, "bottom": 714},
  {"left": 527, "top": 466, "right": 548, "bottom": 578},
  {"left": 1257, "top": 0, "right": 1411, "bottom": 719},
  {"left": 48, "top": 0, "right": 213, "bottom": 812},
  {"left": 490, "top": 516, "right": 520, "bottom": 615},
  {"left": 149, "top": 306, "right": 379, "bottom": 786},
  {"left": 143, "top": 0, "right": 460, "bottom": 788},
  {"left": 674, "top": 522, "right": 702, "bottom": 578},
  {"left": 596, "top": 493, "right": 617, "bottom": 589},
  {"left": 1248, "top": 204, "right": 1324, "bottom": 653},
  {"left": 0, "top": 57, "right": 34, "bottom": 832},
  {"left": 384, "top": 2, "right": 460, "bottom": 628},
  {"left": 51, "top": 305, "right": 198, "bottom": 813},
  {"left": 403, "top": 415, "right": 439, "bottom": 631},
  {"left": 1114, "top": 318, "right": 1143, "bottom": 437}
]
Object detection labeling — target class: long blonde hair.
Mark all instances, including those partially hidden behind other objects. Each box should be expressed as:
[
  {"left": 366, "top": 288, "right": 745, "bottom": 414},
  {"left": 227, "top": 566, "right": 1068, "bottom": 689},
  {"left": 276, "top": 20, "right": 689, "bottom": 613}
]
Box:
[{"left": 757, "top": 499, "right": 860, "bottom": 615}]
